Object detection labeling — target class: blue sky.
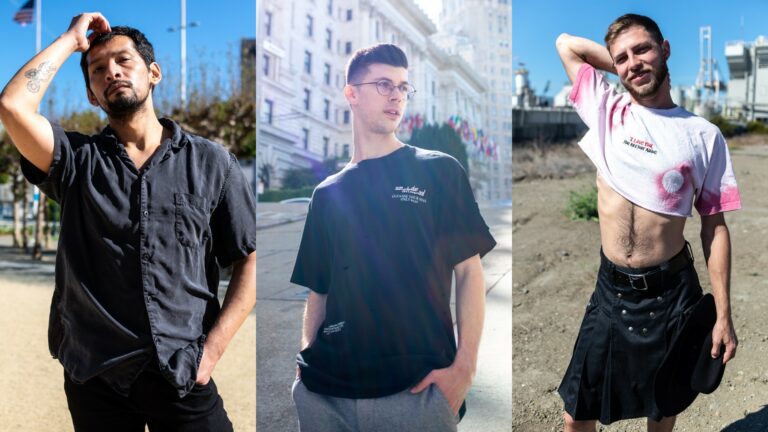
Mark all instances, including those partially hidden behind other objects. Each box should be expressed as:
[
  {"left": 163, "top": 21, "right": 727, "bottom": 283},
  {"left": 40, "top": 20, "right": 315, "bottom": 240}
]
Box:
[
  {"left": 0, "top": 0, "right": 255, "bottom": 115},
  {"left": 513, "top": 0, "right": 768, "bottom": 97}
]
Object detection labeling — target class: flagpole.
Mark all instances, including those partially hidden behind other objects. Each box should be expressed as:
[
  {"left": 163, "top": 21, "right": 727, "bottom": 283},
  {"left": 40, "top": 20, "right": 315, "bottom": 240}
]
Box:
[
  {"left": 35, "top": 0, "right": 41, "bottom": 53},
  {"left": 181, "top": 0, "right": 187, "bottom": 108},
  {"left": 33, "top": 0, "right": 42, "bottom": 247},
  {"left": 168, "top": 0, "right": 198, "bottom": 109}
]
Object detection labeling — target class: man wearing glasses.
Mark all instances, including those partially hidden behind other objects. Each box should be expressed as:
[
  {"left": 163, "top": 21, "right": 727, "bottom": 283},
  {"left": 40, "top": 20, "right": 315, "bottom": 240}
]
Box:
[{"left": 289, "top": 43, "right": 496, "bottom": 431}]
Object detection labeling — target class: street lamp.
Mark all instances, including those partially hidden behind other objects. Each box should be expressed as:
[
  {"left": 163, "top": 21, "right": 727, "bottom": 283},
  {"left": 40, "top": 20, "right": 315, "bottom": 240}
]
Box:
[{"left": 167, "top": 0, "right": 200, "bottom": 109}]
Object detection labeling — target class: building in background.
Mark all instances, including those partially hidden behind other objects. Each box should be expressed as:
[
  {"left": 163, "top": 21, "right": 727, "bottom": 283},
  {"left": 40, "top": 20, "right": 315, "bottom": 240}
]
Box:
[
  {"left": 256, "top": 0, "right": 510, "bottom": 200},
  {"left": 725, "top": 35, "right": 768, "bottom": 121},
  {"left": 437, "top": 0, "right": 512, "bottom": 200}
]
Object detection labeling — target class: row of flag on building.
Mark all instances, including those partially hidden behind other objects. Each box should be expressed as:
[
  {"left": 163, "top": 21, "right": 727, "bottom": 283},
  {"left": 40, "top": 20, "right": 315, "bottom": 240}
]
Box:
[
  {"left": 398, "top": 113, "right": 499, "bottom": 162},
  {"left": 13, "top": 0, "right": 35, "bottom": 26},
  {"left": 398, "top": 113, "right": 426, "bottom": 136},
  {"left": 446, "top": 114, "right": 498, "bottom": 161}
]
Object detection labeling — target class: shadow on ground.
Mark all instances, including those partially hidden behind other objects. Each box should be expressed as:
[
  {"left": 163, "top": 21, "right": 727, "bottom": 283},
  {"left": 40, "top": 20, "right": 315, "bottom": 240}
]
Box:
[
  {"left": 722, "top": 405, "right": 768, "bottom": 431},
  {"left": 0, "top": 245, "right": 56, "bottom": 281}
]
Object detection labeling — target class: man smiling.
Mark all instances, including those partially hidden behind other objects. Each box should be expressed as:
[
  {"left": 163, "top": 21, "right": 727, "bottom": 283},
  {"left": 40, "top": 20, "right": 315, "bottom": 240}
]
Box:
[
  {"left": 0, "top": 12, "right": 256, "bottom": 431},
  {"left": 555, "top": 14, "right": 740, "bottom": 432},
  {"left": 290, "top": 43, "right": 496, "bottom": 431}
]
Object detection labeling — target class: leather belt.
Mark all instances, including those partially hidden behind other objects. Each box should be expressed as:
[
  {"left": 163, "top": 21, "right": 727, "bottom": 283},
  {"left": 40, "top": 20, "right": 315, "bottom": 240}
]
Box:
[{"left": 612, "top": 244, "right": 693, "bottom": 291}]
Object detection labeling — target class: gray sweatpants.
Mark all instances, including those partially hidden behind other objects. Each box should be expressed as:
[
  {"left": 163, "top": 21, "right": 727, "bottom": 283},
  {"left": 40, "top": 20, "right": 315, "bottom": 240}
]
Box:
[{"left": 292, "top": 378, "right": 459, "bottom": 432}]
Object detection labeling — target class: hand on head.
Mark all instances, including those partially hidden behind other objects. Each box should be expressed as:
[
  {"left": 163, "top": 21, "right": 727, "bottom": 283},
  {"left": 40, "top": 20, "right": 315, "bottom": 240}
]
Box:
[{"left": 66, "top": 12, "right": 112, "bottom": 53}]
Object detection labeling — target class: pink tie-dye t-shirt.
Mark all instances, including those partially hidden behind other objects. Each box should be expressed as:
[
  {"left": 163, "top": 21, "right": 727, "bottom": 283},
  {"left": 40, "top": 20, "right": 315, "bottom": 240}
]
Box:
[{"left": 569, "top": 63, "right": 741, "bottom": 217}]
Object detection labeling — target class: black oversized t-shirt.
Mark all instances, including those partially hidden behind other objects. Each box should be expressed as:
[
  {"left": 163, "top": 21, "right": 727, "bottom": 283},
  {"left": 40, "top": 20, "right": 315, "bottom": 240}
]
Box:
[{"left": 291, "top": 144, "right": 496, "bottom": 400}]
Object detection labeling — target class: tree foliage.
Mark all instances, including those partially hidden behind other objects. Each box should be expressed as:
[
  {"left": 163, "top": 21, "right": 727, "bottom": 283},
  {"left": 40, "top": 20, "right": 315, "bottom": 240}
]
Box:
[
  {"left": 58, "top": 110, "right": 104, "bottom": 135},
  {"left": 408, "top": 123, "right": 469, "bottom": 175},
  {"left": 0, "top": 131, "right": 19, "bottom": 185},
  {"left": 171, "top": 96, "right": 255, "bottom": 159},
  {"left": 709, "top": 115, "right": 740, "bottom": 138},
  {"left": 258, "top": 162, "right": 275, "bottom": 190}
]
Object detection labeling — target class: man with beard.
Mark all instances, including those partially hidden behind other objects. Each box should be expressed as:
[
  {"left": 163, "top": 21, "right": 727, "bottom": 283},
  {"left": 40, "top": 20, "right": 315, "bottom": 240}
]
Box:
[
  {"left": 554, "top": 14, "right": 740, "bottom": 432},
  {"left": 0, "top": 13, "right": 256, "bottom": 431}
]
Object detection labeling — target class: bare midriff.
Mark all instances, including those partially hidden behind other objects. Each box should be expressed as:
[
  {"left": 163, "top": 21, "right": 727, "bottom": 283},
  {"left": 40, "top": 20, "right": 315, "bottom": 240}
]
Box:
[{"left": 596, "top": 174, "right": 687, "bottom": 268}]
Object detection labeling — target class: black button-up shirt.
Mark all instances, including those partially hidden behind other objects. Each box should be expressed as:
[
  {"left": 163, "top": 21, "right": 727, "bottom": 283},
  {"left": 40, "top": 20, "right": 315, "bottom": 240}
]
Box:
[{"left": 21, "top": 118, "right": 257, "bottom": 397}]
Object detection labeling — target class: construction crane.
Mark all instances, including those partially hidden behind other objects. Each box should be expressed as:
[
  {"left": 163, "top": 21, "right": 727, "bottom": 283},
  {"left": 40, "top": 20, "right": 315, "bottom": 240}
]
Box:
[{"left": 695, "top": 26, "right": 727, "bottom": 116}]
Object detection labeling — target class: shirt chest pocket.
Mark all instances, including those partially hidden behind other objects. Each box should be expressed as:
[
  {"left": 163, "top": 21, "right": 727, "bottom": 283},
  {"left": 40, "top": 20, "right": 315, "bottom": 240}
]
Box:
[{"left": 174, "top": 193, "right": 210, "bottom": 247}]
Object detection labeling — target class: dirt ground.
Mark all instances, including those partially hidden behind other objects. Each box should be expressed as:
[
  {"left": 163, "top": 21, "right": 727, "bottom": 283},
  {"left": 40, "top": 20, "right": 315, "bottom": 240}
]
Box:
[
  {"left": 512, "top": 137, "right": 768, "bottom": 431},
  {"left": 0, "top": 268, "right": 255, "bottom": 431}
]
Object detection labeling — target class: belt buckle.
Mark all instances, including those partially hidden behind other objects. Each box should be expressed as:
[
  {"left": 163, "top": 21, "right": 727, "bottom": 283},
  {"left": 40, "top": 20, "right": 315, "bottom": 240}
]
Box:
[{"left": 628, "top": 273, "right": 649, "bottom": 291}]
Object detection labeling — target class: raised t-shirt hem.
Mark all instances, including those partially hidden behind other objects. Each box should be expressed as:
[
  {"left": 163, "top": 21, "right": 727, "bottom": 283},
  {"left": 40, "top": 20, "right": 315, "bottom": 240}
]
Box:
[
  {"left": 696, "top": 200, "right": 742, "bottom": 216},
  {"left": 596, "top": 170, "right": 693, "bottom": 218}
]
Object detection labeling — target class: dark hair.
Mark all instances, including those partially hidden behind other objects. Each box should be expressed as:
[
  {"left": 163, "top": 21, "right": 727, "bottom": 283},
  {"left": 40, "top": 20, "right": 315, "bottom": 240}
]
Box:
[
  {"left": 345, "top": 43, "right": 408, "bottom": 85},
  {"left": 79, "top": 26, "right": 156, "bottom": 92},
  {"left": 605, "top": 14, "right": 664, "bottom": 53}
]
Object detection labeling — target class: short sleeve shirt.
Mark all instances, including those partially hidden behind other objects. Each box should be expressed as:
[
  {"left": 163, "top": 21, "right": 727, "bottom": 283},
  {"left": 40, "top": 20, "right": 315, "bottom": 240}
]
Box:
[
  {"left": 20, "top": 118, "right": 257, "bottom": 397},
  {"left": 570, "top": 64, "right": 741, "bottom": 216},
  {"left": 290, "top": 145, "right": 496, "bottom": 404}
]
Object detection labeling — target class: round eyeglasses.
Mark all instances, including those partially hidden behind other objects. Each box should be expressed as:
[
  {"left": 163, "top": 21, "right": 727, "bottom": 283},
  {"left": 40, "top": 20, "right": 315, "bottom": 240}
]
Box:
[{"left": 350, "top": 80, "right": 416, "bottom": 100}]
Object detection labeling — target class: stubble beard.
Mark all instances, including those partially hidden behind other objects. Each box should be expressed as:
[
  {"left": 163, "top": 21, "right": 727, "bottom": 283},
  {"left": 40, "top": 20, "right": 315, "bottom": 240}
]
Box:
[
  {"left": 623, "top": 61, "right": 669, "bottom": 101},
  {"left": 101, "top": 82, "right": 150, "bottom": 120}
]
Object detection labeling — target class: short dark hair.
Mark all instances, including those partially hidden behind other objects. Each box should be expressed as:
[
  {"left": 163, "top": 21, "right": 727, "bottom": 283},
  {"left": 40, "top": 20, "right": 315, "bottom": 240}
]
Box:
[
  {"left": 605, "top": 14, "right": 664, "bottom": 54},
  {"left": 79, "top": 26, "right": 156, "bottom": 92},
  {"left": 345, "top": 44, "right": 408, "bottom": 85}
]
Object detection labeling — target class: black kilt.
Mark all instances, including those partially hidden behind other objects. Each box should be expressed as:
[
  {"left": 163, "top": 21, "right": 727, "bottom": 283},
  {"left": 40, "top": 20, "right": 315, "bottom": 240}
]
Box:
[{"left": 558, "top": 248, "right": 703, "bottom": 424}]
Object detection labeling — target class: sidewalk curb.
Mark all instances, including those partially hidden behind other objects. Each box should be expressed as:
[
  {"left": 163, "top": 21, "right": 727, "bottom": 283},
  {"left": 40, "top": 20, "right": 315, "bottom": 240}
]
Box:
[{"left": 256, "top": 214, "right": 307, "bottom": 231}]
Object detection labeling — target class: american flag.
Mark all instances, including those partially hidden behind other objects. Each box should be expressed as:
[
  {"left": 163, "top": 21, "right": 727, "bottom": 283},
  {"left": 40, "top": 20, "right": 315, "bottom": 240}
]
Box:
[{"left": 13, "top": 0, "right": 35, "bottom": 26}]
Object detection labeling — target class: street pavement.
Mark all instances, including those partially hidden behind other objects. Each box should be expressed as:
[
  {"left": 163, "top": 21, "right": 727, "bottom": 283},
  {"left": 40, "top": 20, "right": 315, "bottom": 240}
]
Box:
[
  {"left": 0, "top": 235, "right": 56, "bottom": 284},
  {"left": 256, "top": 202, "right": 512, "bottom": 431}
]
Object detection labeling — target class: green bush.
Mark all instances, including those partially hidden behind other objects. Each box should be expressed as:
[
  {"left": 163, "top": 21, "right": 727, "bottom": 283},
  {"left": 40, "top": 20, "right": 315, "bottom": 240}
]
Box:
[
  {"left": 566, "top": 187, "right": 599, "bottom": 221},
  {"left": 0, "top": 226, "right": 34, "bottom": 235},
  {"left": 281, "top": 167, "right": 318, "bottom": 190},
  {"left": 258, "top": 187, "right": 315, "bottom": 202},
  {"left": 281, "top": 158, "right": 343, "bottom": 190},
  {"left": 709, "top": 115, "right": 738, "bottom": 137},
  {"left": 746, "top": 120, "right": 768, "bottom": 134},
  {"left": 409, "top": 123, "right": 470, "bottom": 175}
]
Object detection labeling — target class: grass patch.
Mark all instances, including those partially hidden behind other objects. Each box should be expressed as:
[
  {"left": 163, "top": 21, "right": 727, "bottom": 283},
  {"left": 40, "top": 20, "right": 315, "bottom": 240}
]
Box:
[
  {"left": 566, "top": 187, "right": 599, "bottom": 221},
  {"left": 0, "top": 226, "right": 34, "bottom": 236}
]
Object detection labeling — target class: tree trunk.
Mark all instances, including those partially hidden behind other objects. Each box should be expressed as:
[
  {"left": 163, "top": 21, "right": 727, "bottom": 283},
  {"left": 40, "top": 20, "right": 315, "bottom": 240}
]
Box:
[
  {"left": 43, "top": 200, "right": 51, "bottom": 249},
  {"left": 21, "top": 181, "right": 28, "bottom": 252},
  {"left": 32, "top": 189, "right": 46, "bottom": 260},
  {"left": 11, "top": 170, "right": 22, "bottom": 248}
]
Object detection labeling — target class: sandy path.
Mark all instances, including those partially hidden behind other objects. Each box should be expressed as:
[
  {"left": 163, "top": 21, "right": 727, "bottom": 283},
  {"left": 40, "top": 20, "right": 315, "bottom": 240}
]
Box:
[
  {"left": 512, "top": 142, "right": 768, "bottom": 431},
  {"left": 0, "top": 279, "right": 255, "bottom": 431}
]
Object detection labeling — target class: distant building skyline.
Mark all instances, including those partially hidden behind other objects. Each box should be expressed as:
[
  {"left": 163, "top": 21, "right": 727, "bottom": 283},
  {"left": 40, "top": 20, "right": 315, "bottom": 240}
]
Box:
[
  {"left": 513, "top": 1, "right": 768, "bottom": 103},
  {"left": 438, "top": 0, "right": 513, "bottom": 200}
]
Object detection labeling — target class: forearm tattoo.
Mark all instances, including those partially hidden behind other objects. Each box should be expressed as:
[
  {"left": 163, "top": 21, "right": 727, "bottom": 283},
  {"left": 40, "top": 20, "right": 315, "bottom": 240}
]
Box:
[{"left": 24, "top": 61, "right": 57, "bottom": 93}]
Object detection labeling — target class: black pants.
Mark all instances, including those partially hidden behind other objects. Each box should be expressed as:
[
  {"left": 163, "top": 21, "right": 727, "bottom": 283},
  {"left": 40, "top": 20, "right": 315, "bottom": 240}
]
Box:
[{"left": 64, "top": 368, "right": 233, "bottom": 432}]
